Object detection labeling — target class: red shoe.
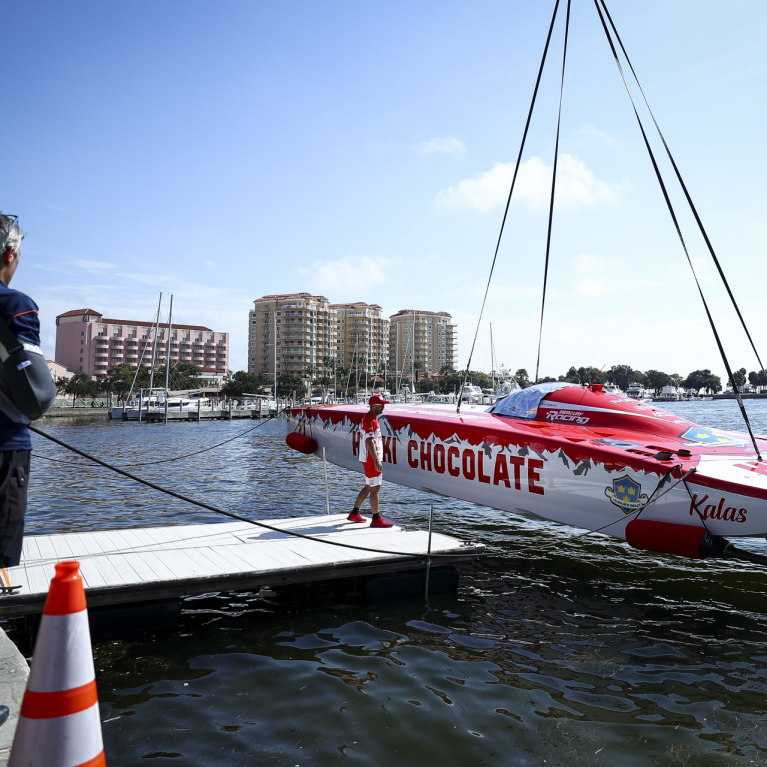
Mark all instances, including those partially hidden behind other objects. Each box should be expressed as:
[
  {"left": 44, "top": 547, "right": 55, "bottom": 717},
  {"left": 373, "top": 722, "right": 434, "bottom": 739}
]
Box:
[
  {"left": 347, "top": 511, "right": 367, "bottom": 523},
  {"left": 370, "top": 517, "right": 393, "bottom": 528}
]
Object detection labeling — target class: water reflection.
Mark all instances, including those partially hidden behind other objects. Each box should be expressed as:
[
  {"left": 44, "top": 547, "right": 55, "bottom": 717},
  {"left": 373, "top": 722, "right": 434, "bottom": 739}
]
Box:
[{"left": 17, "top": 401, "right": 767, "bottom": 764}]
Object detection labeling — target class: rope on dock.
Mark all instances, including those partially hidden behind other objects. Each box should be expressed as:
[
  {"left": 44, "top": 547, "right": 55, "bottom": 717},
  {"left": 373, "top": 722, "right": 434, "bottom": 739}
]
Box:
[{"left": 28, "top": 424, "right": 471, "bottom": 560}]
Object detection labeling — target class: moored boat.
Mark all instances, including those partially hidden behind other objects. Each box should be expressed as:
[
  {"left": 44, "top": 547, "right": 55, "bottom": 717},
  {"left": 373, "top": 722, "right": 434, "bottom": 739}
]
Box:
[{"left": 285, "top": 382, "right": 767, "bottom": 557}]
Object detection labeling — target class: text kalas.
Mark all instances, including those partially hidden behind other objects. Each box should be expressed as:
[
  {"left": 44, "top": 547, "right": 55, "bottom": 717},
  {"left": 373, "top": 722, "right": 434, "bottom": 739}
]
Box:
[
  {"left": 352, "top": 433, "right": 545, "bottom": 494},
  {"left": 689, "top": 493, "right": 747, "bottom": 523}
]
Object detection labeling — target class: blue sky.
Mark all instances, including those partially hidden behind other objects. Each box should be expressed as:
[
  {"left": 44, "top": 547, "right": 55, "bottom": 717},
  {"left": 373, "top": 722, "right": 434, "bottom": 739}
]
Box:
[{"left": 6, "top": 0, "right": 767, "bottom": 381}]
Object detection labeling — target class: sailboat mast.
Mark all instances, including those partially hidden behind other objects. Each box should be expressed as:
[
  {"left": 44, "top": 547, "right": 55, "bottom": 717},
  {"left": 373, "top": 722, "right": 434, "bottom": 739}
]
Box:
[
  {"left": 164, "top": 294, "right": 173, "bottom": 397},
  {"left": 273, "top": 307, "right": 277, "bottom": 404},
  {"left": 148, "top": 293, "right": 162, "bottom": 393},
  {"left": 411, "top": 309, "right": 415, "bottom": 393},
  {"left": 490, "top": 322, "right": 495, "bottom": 389}
]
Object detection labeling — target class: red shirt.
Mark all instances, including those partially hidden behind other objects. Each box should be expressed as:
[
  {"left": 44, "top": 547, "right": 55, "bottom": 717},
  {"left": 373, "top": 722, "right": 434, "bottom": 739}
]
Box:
[{"left": 359, "top": 412, "right": 382, "bottom": 463}]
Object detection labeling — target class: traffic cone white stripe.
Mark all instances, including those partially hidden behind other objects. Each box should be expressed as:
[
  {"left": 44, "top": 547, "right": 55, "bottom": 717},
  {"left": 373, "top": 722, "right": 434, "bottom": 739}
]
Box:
[
  {"left": 10, "top": 703, "right": 104, "bottom": 767},
  {"left": 26, "top": 611, "right": 94, "bottom": 693}
]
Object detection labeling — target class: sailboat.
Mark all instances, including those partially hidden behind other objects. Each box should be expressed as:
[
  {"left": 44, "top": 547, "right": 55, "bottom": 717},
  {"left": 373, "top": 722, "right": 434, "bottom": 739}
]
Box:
[{"left": 284, "top": 0, "right": 767, "bottom": 565}]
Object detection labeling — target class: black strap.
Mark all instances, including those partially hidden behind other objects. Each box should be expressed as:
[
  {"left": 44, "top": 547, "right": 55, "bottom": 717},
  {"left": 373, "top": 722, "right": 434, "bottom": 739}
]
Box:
[
  {"left": 593, "top": 0, "right": 762, "bottom": 462},
  {"left": 535, "top": 0, "right": 571, "bottom": 384},
  {"left": 598, "top": 0, "right": 763, "bottom": 373},
  {"left": 457, "top": 0, "right": 561, "bottom": 411}
]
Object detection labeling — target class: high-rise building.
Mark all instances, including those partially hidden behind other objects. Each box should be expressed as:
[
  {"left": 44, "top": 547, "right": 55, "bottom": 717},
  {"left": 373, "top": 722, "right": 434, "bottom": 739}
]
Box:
[
  {"left": 329, "top": 302, "right": 389, "bottom": 375},
  {"left": 388, "top": 310, "right": 457, "bottom": 377},
  {"left": 55, "top": 309, "right": 229, "bottom": 380},
  {"left": 248, "top": 293, "right": 331, "bottom": 377}
]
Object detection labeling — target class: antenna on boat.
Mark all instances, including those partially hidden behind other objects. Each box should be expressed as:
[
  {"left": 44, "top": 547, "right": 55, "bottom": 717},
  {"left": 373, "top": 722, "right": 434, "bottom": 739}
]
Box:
[
  {"left": 458, "top": 0, "right": 564, "bottom": 414},
  {"left": 588, "top": 364, "right": 606, "bottom": 388}
]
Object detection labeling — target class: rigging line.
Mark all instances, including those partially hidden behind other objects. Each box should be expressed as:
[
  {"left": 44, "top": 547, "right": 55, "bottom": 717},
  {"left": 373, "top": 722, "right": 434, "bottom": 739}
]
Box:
[
  {"left": 457, "top": 0, "right": 562, "bottom": 413},
  {"left": 126, "top": 301, "right": 159, "bottom": 400},
  {"left": 598, "top": 0, "right": 764, "bottom": 373},
  {"left": 534, "top": 0, "right": 571, "bottom": 384},
  {"left": 30, "top": 409, "right": 286, "bottom": 468},
  {"left": 27, "top": 424, "right": 468, "bottom": 560},
  {"left": 592, "top": 0, "right": 763, "bottom": 462}
]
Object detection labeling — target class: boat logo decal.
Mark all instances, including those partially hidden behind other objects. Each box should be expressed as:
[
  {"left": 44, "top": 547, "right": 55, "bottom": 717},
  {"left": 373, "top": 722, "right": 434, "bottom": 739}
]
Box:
[
  {"left": 604, "top": 476, "right": 648, "bottom": 514},
  {"left": 689, "top": 493, "right": 747, "bottom": 523},
  {"left": 545, "top": 409, "right": 589, "bottom": 425},
  {"left": 678, "top": 426, "right": 747, "bottom": 447}
]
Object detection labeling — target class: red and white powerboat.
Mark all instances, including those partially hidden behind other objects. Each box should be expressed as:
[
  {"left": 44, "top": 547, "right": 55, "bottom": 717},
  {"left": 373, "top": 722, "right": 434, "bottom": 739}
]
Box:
[
  {"left": 283, "top": 2, "right": 767, "bottom": 565},
  {"left": 285, "top": 383, "right": 767, "bottom": 561}
]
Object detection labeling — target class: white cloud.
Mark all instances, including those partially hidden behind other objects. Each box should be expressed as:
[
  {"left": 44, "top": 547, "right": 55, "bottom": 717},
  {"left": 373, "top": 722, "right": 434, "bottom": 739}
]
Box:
[
  {"left": 572, "top": 253, "right": 603, "bottom": 273},
  {"left": 300, "top": 255, "right": 390, "bottom": 296},
  {"left": 579, "top": 125, "right": 616, "bottom": 144},
  {"left": 70, "top": 259, "right": 118, "bottom": 273},
  {"left": 434, "top": 154, "right": 619, "bottom": 213},
  {"left": 414, "top": 135, "right": 467, "bottom": 156},
  {"left": 570, "top": 253, "right": 664, "bottom": 297}
]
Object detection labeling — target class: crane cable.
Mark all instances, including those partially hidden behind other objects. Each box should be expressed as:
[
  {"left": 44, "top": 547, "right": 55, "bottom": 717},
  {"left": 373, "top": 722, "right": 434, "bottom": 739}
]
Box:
[
  {"left": 534, "top": 0, "right": 571, "bottom": 384},
  {"left": 457, "top": 0, "right": 562, "bottom": 412},
  {"left": 593, "top": 0, "right": 762, "bottom": 462}
]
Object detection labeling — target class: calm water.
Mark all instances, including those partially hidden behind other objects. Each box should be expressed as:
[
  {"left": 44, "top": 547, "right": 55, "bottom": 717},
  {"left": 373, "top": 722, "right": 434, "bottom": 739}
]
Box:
[{"left": 15, "top": 401, "right": 767, "bottom": 766}]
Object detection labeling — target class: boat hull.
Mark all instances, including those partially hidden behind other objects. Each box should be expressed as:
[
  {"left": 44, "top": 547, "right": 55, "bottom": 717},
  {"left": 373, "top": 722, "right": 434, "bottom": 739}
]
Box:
[{"left": 285, "top": 399, "right": 767, "bottom": 540}]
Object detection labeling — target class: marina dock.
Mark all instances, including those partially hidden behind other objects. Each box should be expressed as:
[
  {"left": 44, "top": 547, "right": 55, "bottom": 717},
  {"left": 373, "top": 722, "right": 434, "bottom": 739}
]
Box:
[{"left": 0, "top": 515, "right": 483, "bottom": 616}]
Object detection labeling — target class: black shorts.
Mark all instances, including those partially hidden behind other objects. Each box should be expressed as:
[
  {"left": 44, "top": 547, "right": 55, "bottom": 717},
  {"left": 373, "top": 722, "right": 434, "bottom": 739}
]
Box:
[{"left": 0, "top": 450, "right": 30, "bottom": 568}]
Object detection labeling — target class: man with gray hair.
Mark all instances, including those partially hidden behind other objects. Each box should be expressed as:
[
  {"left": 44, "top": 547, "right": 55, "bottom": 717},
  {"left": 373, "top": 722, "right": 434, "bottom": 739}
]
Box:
[{"left": 0, "top": 213, "right": 43, "bottom": 566}]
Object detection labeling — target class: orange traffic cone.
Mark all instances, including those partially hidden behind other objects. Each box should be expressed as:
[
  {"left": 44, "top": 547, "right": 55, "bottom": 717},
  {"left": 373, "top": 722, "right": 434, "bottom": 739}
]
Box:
[{"left": 9, "top": 561, "right": 106, "bottom": 767}]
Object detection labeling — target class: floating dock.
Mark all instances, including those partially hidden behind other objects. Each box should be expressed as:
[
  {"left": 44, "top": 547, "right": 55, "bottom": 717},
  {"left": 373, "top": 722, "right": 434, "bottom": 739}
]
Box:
[
  {"left": 111, "top": 407, "right": 277, "bottom": 422},
  {"left": 0, "top": 515, "right": 484, "bottom": 615}
]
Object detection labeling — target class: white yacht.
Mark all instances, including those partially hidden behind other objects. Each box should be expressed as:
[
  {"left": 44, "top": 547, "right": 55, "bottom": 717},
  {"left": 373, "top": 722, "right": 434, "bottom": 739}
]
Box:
[
  {"left": 625, "top": 383, "right": 653, "bottom": 401},
  {"left": 460, "top": 384, "right": 483, "bottom": 403}
]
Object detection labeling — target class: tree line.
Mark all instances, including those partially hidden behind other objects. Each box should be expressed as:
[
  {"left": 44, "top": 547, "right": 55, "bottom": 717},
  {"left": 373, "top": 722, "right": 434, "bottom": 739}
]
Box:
[{"left": 56, "top": 363, "right": 209, "bottom": 404}]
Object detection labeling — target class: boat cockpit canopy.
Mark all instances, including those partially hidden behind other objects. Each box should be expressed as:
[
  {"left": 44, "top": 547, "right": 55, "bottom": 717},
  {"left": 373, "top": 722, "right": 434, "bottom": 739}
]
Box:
[{"left": 490, "top": 381, "right": 577, "bottom": 419}]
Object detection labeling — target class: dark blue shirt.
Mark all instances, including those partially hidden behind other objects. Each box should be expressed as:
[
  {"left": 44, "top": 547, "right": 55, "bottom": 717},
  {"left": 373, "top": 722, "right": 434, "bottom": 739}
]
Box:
[{"left": 0, "top": 280, "right": 40, "bottom": 451}]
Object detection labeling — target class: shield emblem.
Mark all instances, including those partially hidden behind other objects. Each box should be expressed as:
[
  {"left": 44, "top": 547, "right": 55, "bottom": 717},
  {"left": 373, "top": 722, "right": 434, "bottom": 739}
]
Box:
[{"left": 606, "top": 475, "right": 643, "bottom": 513}]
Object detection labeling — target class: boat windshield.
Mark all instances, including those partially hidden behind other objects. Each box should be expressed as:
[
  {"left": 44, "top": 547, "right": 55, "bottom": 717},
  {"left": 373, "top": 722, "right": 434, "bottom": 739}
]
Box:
[{"left": 490, "top": 382, "right": 577, "bottom": 419}]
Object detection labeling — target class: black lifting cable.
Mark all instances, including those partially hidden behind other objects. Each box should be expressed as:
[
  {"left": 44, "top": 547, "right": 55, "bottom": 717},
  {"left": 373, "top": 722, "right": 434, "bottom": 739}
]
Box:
[
  {"left": 534, "top": 0, "right": 571, "bottom": 384},
  {"left": 598, "top": 0, "right": 764, "bottom": 373},
  {"left": 31, "top": 409, "right": 284, "bottom": 468},
  {"left": 593, "top": 0, "right": 763, "bottom": 462},
  {"left": 27, "top": 424, "right": 466, "bottom": 560},
  {"left": 457, "top": 0, "right": 562, "bottom": 412}
]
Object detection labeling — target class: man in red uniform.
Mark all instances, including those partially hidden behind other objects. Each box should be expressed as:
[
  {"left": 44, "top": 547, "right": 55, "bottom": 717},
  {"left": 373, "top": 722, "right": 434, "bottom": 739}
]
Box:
[{"left": 348, "top": 394, "right": 393, "bottom": 528}]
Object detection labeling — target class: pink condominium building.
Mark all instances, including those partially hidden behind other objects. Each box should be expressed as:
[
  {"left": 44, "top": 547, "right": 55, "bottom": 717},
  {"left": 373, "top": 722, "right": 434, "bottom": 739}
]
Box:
[{"left": 55, "top": 309, "right": 229, "bottom": 379}]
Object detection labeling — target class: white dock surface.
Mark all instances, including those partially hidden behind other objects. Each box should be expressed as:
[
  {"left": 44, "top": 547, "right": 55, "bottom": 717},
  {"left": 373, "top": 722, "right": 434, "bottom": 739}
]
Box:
[{"left": 0, "top": 514, "right": 482, "bottom": 614}]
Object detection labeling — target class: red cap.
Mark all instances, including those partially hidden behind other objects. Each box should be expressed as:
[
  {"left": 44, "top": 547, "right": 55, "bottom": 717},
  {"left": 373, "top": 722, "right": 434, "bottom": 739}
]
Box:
[{"left": 369, "top": 394, "right": 389, "bottom": 406}]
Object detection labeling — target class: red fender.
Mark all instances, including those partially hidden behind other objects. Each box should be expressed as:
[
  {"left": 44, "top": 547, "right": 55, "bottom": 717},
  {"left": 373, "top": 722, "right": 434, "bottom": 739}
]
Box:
[
  {"left": 626, "top": 519, "right": 711, "bottom": 559},
  {"left": 286, "top": 432, "right": 317, "bottom": 454}
]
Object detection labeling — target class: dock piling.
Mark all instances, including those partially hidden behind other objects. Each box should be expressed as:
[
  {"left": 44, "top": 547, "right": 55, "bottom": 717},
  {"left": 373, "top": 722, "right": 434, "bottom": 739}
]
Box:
[
  {"left": 425, "top": 504, "right": 434, "bottom": 597},
  {"left": 323, "top": 447, "right": 330, "bottom": 515}
]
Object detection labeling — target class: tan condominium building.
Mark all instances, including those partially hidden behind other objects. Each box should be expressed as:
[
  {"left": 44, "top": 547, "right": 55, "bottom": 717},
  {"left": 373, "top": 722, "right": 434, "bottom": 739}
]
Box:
[
  {"left": 389, "top": 310, "right": 457, "bottom": 376},
  {"left": 248, "top": 293, "right": 332, "bottom": 377},
  {"left": 330, "top": 303, "right": 389, "bottom": 374}
]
